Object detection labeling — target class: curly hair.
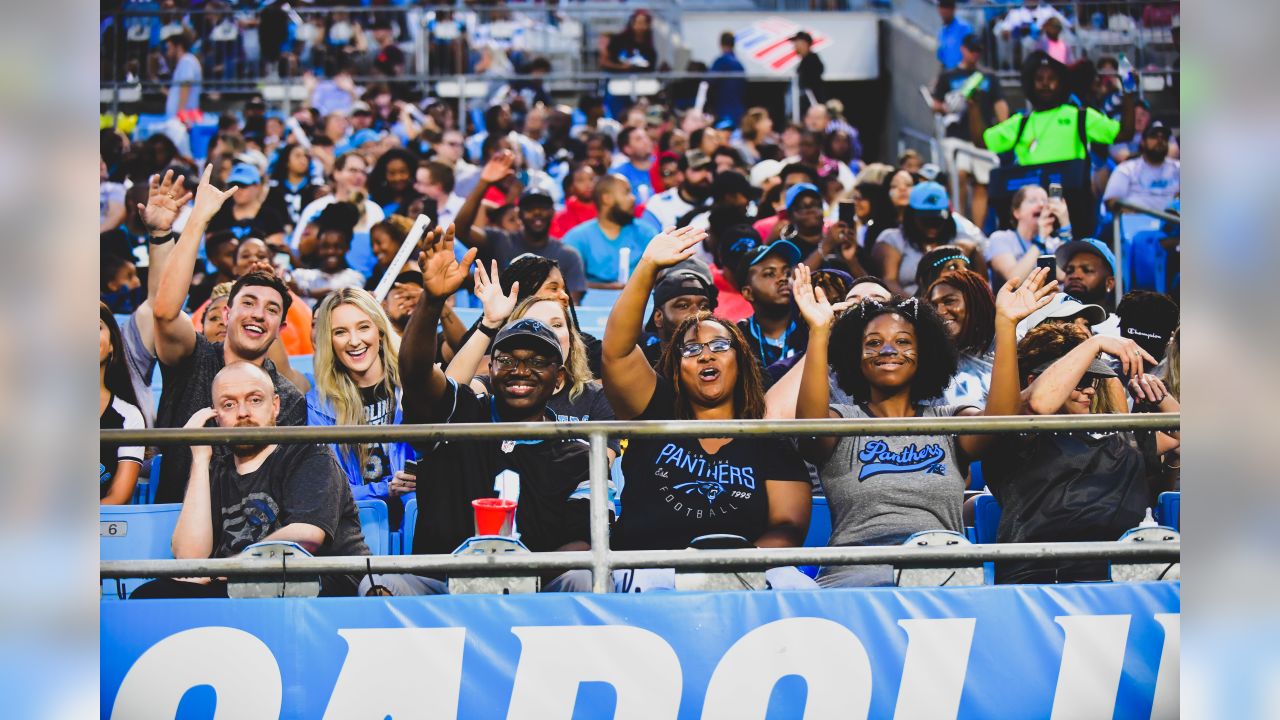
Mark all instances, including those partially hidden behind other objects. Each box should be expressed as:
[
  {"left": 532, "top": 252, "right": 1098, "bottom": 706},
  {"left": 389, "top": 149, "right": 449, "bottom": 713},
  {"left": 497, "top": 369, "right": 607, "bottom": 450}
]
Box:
[
  {"left": 829, "top": 298, "right": 957, "bottom": 403},
  {"left": 657, "top": 313, "right": 766, "bottom": 420},
  {"left": 927, "top": 269, "right": 995, "bottom": 356}
]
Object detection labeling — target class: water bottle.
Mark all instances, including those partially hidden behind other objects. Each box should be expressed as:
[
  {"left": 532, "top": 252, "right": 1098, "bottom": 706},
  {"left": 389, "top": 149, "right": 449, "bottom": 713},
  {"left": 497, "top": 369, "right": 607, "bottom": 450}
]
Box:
[
  {"left": 618, "top": 246, "right": 632, "bottom": 285},
  {"left": 1118, "top": 54, "right": 1138, "bottom": 94},
  {"left": 1139, "top": 507, "right": 1158, "bottom": 528},
  {"left": 959, "top": 71, "right": 986, "bottom": 98}
]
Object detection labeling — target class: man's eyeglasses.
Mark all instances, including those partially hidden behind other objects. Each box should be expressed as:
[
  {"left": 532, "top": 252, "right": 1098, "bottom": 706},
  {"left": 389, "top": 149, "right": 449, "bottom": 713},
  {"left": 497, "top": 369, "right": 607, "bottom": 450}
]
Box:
[
  {"left": 679, "top": 337, "right": 733, "bottom": 358},
  {"left": 661, "top": 169, "right": 679, "bottom": 177},
  {"left": 493, "top": 354, "right": 557, "bottom": 372}
]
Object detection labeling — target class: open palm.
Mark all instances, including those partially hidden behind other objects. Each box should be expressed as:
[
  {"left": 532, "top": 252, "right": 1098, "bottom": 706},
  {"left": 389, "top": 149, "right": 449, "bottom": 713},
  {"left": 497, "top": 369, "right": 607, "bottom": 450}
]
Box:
[
  {"left": 480, "top": 150, "right": 515, "bottom": 185},
  {"left": 996, "top": 266, "right": 1058, "bottom": 324},
  {"left": 419, "top": 224, "right": 477, "bottom": 300},
  {"left": 474, "top": 260, "right": 519, "bottom": 326},
  {"left": 138, "top": 169, "right": 194, "bottom": 233},
  {"left": 792, "top": 264, "right": 835, "bottom": 330},
  {"left": 641, "top": 225, "right": 707, "bottom": 269}
]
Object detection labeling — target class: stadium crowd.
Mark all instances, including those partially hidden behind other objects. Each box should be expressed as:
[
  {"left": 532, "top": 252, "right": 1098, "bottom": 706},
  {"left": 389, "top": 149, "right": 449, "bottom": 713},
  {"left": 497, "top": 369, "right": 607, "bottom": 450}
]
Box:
[{"left": 100, "top": 4, "right": 1181, "bottom": 597}]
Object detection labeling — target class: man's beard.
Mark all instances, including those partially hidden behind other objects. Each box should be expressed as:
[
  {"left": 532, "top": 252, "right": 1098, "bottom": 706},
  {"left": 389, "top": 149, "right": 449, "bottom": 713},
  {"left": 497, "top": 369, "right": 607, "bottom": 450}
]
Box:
[
  {"left": 608, "top": 206, "right": 635, "bottom": 226},
  {"left": 1142, "top": 147, "right": 1168, "bottom": 164},
  {"left": 683, "top": 181, "right": 711, "bottom": 202}
]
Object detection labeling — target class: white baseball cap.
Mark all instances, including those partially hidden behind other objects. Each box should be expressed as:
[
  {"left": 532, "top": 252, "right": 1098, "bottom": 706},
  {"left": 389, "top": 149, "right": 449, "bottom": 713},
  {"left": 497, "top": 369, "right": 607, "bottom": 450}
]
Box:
[
  {"left": 749, "top": 159, "right": 784, "bottom": 189},
  {"left": 1016, "top": 293, "right": 1109, "bottom": 341}
]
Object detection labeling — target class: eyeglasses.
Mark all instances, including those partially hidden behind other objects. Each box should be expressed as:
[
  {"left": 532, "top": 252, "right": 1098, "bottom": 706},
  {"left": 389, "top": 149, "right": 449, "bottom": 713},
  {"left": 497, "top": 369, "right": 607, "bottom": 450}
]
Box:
[
  {"left": 493, "top": 354, "right": 557, "bottom": 372},
  {"left": 1075, "top": 376, "right": 1100, "bottom": 391},
  {"left": 661, "top": 169, "right": 679, "bottom": 177},
  {"left": 679, "top": 337, "right": 733, "bottom": 358}
]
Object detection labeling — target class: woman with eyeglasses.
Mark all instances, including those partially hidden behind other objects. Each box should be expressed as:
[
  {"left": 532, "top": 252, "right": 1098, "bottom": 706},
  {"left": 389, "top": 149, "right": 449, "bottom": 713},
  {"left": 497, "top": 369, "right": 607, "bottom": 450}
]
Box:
[
  {"left": 602, "top": 225, "right": 815, "bottom": 590},
  {"left": 983, "top": 322, "right": 1179, "bottom": 584},
  {"left": 792, "top": 264, "right": 1057, "bottom": 587}
]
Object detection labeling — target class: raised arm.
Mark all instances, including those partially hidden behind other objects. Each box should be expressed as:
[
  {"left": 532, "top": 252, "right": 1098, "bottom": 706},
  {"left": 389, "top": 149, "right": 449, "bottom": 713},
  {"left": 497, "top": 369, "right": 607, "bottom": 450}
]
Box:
[
  {"left": 601, "top": 225, "right": 706, "bottom": 419},
  {"left": 133, "top": 169, "right": 194, "bottom": 355},
  {"left": 153, "top": 165, "right": 238, "bottom": 366},
  {"left": 444, "top": 260, "right": 518, "bottom": 385},
  {"left": 1025, "top": 334, "right": 1155, "bottom": 416},
  {"left": 171, "top": 408, "right": 217, "bottom": 559},
  {"left": 453, "top": 150, "right": 515, "bottom": 249},
  {"left": 399, "top": 225, "right": 478, "bottom": 420},
  {"left": 958, "top": 267, "right": 1057, "bottom": 457},
  {"left": 791, "top": 264, "right": 840, "bottom": 463}
]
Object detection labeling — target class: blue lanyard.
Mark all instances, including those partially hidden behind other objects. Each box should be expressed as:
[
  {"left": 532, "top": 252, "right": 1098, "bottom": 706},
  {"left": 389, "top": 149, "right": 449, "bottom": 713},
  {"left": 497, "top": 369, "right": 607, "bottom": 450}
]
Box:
[{"left": 748, "top": 317, "right": 795, "bottom": 367}]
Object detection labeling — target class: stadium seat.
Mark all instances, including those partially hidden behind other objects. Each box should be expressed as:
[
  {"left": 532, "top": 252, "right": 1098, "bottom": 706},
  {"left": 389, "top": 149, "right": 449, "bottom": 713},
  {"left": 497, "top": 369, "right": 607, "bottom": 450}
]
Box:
[
  {"left": 580, "top": 287, "right": 622, "bottom": 308},
  {"left": 1117, "top": 214, "right": 1163, "bottom": 288},
  {"left": 1157, "top": 491, "right": 1180, "bottom": 531},
  {"left": 356, "top": 499, "right": 391, "bottom": 555},
  {"left": 400, "top": 497, "right": 417, "bottom": 555},
  {"left": 288, "top": 353, "right": 315, "bottom": 386},
  {"left": 798, "top": 496, "right": 831, "bottom": 579},
  {"left": 968, "top": 460, "right": 985, "bottom": 491},
  {"left": 973, "top": 493, "right": 1002, "bottom": 545},
  {"left": 100, "top": 503, "right": 183, "bottom": 599},
  {"left": 131, "top": 454, "right": 159, "bottom": 505},
  {"left": 1128, "top": 230, "right": 1168, "bottom": 292}
]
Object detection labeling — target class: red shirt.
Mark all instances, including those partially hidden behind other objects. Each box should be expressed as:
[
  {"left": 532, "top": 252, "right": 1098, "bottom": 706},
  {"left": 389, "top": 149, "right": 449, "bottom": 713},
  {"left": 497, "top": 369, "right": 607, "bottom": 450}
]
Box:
[
  {"left": 550, "top": 196, "right": 596, "bottom": 239},
  {"left": 711, "top": 264, "right": 753, "bottom": 322}
]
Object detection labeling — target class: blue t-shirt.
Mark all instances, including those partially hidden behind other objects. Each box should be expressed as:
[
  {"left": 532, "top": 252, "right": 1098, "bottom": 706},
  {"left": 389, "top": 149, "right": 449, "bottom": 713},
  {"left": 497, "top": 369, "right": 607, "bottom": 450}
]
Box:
[
  {"left": 937, "top": 18, "right": 974, "bottom": 70},
  {"left": 166, "top": 53, "right": 203, "bottom": 117},
  {"left": 613, "top": 162, "right": 654, "bottom": 204},
  {"left": 562, "top": 216, "right": 660, "bottom": 284}
]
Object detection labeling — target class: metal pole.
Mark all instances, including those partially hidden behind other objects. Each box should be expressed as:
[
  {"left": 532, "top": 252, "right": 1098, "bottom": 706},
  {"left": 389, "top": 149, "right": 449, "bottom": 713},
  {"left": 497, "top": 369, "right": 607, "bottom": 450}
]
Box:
[
  {"left": 789, "top": 75, "right": 800, "bottom": 124},
  {"left": 588, "top": 431, "right": 611, "bottom": 593},
  {"left": 101, "top": 541, "right": 1181, "bottom": 580},
  {"left": 457, "top": 72, "right": 466, "bottom": 136},
  {"left": 1112, "top": 211, "right": 1124, "bottom": 307},
  {"left": 101, "top": 413, "right": 1181, "bottom": 447}
]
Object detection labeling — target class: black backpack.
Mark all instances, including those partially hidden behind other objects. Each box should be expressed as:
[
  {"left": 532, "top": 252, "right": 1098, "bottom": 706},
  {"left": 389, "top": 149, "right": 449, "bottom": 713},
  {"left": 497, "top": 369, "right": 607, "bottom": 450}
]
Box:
[{"left": 987, "top": 105, "right": 1098, "bottom": 237}]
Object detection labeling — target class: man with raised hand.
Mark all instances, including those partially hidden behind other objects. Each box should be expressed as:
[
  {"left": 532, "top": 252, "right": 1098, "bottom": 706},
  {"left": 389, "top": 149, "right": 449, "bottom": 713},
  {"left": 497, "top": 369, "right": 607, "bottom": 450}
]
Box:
[
  {"left": 397, "top": 225, "right": 602, "bottom": 594},
  {"left": 151, "top": 164, "right": 307, "bottom": 504}
]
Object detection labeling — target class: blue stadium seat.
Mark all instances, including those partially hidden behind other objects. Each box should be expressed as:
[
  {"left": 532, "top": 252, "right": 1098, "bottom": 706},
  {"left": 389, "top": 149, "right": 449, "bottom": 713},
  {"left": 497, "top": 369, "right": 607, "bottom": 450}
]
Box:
[
  {"left": 581, "top": 288, "right": 622, "bottom": 308},
  {"left": 973, "top": 493, "right": 1002, "bottom": 545},
  {"left": 100, "top": 503, "right": 183, "bottom": 599},
  {"left": 1128, "top": 230, "right": 1168, "bottom": 292},
  {"left": 797, "top": 497, "right": 831, "bottom": 579},
  {"left": 1157, "top": 491, "right": 1180, "bottom": 531},
  {"left": 131, "top": 455, "right": 160, "bottom": 505},
  {"left": 356, "top": 499, "right": 391, "bottom": 555},
  {"left": 189, "top": 122, "right": 219, "bottom": 161},
  {"left": 288, "top": 353, "right": 315, "bottom": 387},
  {"left": 968, "top": 460, "right": 985, "bottom": 491},
  {"left": 1117, "top": 214, "right": 1163, "bottom": 288},
  {"left": 400, "top": 497, "right": 417, "bottom": 555}
]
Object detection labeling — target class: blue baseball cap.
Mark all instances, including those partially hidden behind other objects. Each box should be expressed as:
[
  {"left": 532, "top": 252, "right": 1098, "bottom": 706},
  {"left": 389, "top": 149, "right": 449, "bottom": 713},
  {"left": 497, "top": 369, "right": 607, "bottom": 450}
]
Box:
[
  {"left": 742, "top": 239, "right": 803, "bottom": 274},
  {"left": 347, "top": 128, "right": 385, "bottom": 150},
  {"left": 908, "top": 181, "right": 950, "bottom": 212},
  {"left": 1055, "top": 238, "right": 1118, "bottom": 277},
  {"left": 784, "top": 182, "right": 822, "bottom": 210},
  {"left": 227, "top": 163, "right": 261, "bottom": 187}
]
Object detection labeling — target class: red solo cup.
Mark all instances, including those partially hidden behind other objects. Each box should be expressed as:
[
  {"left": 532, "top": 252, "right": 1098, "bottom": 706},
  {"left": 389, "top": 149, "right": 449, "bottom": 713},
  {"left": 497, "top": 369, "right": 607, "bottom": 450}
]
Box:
[{"left": 472, "top": 498, "right": 517, "bottom": 536}]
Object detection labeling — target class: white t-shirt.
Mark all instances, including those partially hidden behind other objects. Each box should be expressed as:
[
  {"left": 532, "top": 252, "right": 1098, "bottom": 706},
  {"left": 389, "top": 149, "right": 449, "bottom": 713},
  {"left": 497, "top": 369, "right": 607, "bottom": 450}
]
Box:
[
  {"left": 290, "top": 195, "right": 385, "bottom": 250},
  {"left": 1102, "top": 158, "right": 1180, "bottom": 213},
  {"left": 642, "top": 187, "right": 695, "bottom": 230}
]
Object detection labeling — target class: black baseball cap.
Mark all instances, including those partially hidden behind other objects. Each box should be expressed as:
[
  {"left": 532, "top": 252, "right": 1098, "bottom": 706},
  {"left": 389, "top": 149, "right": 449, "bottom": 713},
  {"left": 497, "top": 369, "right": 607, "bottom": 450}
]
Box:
[
  {"left": 720, "top": 225, "right": 763, "bottom": 275},
  {"left": 392, "top": 270, "right": 423, "bottom": 287},
  {"left": 492, "top": 318, "right": 564, "bottom": 365},
  {"left": 653, "top": 260, "right": 719, "bottom": 309},
  {"left": 1032, "top": 355, "right": 1117, "bottom": 379},
  {"left": 711, "top": 171, "right": 757, "bottom": 201},
  {"left": 1143, "top": 120, "right": 1172, "bottom": 139},
  {"left": 518, "top": 186, "right": 555, "bottom": 208},
  {"left": 739, "top": 240, "right": 803, "bottom": 278},
  {"left": 680, "top": 149, "right": 712, "bottom": 172}
]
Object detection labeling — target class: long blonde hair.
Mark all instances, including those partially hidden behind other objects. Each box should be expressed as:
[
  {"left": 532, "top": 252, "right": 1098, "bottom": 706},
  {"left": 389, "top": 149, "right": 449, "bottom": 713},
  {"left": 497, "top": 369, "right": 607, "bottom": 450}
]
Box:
[
  {"left": 313, "top": 288, "right": 402, "bottom": 469},
  {"left": 1163, "top": 326, "right": 1180, "bottom": 401},
  {"left": 509, "top": 295, "right": 590, "bottom": 401}
]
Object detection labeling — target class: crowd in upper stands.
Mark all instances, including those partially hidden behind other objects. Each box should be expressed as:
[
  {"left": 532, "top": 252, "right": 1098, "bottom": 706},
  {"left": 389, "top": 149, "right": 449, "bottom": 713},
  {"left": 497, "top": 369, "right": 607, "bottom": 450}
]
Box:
[{"left": 100, "top": 2, "right": 1181, "bottom": 597}]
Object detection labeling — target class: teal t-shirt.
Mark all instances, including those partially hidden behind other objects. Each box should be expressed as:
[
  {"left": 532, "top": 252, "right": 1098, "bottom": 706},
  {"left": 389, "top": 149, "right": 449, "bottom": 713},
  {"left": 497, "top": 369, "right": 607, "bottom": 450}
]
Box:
[
  {"left": 562, "top": 216, "right": 661, "bottom": 284},
  {"left": 984, "top": 104, "right": 1120, "bottom": 165}
]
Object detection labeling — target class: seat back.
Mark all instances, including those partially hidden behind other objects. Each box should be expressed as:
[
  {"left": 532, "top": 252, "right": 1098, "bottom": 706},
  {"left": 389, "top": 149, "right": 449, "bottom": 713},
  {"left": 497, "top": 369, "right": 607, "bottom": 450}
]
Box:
[
  {"left": 968, "top": 460, "right": 985, "bottom": 492},
  {"left": 973, "top": 493, "right": 1003, "bottom": 545},
  {"left": 400, "top": 497, "right": 418, "bottom": 555},
  {"left": 356, "top": 499, "right": 390, "bottom": 556},
  {"left": 100, "top": 503, "right": 183, "bottom": 598},
  {"left": 803, "top": 496, "right": 831, "bottom": 548},
  {"left": 1157, "top": 491, "right": 1180, "bottom": 531},
  {"left": 1128, "top": 230, "right": 1168, "bottom": 292}
]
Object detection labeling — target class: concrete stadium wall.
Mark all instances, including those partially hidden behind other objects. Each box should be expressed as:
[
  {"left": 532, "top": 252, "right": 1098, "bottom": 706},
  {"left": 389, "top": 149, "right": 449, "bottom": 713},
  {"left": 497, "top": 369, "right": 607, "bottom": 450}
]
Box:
[{"left": 878, "top": 13, "right": 943, "bottom": 165}]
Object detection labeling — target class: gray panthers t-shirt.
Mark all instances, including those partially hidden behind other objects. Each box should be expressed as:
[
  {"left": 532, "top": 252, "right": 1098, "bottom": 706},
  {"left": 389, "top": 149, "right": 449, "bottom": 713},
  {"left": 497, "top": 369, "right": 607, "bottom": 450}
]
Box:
[{"left": 820, "top": 403, "right": 971, "bottom": 548}]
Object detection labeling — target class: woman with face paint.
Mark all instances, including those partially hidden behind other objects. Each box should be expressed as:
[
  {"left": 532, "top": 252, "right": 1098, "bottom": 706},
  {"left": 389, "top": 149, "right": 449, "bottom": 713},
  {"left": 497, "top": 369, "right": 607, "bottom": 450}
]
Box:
[
  {"left": 793, "top": 264, "right": 1057, "bottom": 587},
  {"left": 981, "top": 322, "right": 1180, "bottom": 584}
]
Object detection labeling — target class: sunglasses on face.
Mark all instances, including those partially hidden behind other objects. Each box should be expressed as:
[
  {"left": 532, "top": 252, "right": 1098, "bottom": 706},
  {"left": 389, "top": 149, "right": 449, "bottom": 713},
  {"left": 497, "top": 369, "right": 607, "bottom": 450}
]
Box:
[
  {"left": 493, "top": 354, "right": 557, "bottom": 372},
  {"left": 1075, "top": 376, "right": 1100, "bottom": 391},
  {"left": 679, "top": 337, "right": 733, "bottom": 358}
]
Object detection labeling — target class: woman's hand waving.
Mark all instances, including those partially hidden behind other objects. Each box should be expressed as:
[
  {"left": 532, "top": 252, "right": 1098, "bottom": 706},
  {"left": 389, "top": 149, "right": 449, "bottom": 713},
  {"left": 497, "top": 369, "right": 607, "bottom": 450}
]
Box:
[
  {"left": 995, "top": 266, "right": 1058, "bottom": 325},
  {"left": 791, "top": 264, "right": 835, "bottom": 332}
]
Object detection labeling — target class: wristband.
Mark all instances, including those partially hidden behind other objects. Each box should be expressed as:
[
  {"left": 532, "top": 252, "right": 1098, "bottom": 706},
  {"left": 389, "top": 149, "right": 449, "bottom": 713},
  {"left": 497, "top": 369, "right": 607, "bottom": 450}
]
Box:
[
  {"left": 477, "top": 321, "right": 501, "bottom": 338},
  {"left": 148, "top": 231, "right": 178, "bottom": 245}
]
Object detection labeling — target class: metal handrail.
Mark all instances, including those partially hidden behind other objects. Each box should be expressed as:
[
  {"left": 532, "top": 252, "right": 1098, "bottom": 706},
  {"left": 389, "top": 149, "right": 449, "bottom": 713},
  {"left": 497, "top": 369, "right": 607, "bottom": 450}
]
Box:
[
  {"left": 100, "top": 413, "right": 1179, "bottom": 447},
  {"left": 100, "top": 541, "right": 1180, "bottom": 580}
]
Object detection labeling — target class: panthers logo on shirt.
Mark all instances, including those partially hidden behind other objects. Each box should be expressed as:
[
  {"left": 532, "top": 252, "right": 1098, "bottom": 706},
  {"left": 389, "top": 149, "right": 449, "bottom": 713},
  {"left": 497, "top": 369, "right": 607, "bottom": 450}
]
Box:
[{"left": 857, "top": 440, "right": 947, "bottom": 481}]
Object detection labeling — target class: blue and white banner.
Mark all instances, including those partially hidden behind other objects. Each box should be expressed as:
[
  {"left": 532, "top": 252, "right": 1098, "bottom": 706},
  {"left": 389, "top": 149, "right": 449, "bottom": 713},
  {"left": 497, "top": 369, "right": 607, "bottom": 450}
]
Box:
[{"left": 102, "top": 582, "right": 1179, "bottom": 719}]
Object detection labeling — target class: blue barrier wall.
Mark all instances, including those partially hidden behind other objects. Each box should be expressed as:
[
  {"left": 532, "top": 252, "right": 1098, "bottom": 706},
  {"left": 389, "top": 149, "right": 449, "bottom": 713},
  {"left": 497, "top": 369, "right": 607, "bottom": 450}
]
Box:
[{"left": 102, "top": 582, "right": 1179, "bottom": 719}]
